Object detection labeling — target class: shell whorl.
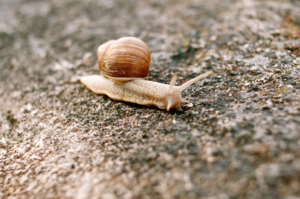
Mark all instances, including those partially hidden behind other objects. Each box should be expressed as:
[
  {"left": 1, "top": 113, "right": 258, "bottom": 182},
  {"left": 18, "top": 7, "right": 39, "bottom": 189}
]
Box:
[{"left": 97, "top": 37, "right": 151, "bottom": 81}]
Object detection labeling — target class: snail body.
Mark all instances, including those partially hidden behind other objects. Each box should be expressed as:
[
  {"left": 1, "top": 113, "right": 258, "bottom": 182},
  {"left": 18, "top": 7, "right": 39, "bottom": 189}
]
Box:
[{"left": 80, "top": 37, "right": 213, "bottom": 111}]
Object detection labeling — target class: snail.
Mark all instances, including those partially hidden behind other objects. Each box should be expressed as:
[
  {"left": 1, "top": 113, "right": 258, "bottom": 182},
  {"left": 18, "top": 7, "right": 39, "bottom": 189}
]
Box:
[{"left": 80, "top": 37, "right": 213, "bottom": 111}]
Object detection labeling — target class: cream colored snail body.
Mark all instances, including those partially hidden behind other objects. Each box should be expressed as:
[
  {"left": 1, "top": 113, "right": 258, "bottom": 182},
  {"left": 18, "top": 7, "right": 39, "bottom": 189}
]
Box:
[{"left": 80, "top": 37, "right": 213, "bottom": 111}]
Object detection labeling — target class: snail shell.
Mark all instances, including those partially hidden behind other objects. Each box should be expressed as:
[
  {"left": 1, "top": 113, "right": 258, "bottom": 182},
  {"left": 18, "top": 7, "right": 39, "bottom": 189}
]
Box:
[{"left": 97, "top": 37, "right": 151, "bottom": 81}]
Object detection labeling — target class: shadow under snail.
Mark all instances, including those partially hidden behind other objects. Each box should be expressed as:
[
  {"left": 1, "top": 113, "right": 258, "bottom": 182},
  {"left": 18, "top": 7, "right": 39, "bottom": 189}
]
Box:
[{"left": 80, "top": 37, "right": 213, "bottom": 111}]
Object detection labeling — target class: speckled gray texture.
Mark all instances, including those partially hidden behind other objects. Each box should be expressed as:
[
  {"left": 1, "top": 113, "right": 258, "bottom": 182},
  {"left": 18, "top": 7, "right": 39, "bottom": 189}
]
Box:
[{"left": 1, "top": 0, "right": 300, "bottom": 198}]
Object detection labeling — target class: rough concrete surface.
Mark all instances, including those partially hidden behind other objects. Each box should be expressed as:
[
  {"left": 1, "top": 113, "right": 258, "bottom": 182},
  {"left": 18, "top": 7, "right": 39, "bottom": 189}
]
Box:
[{"left": 1, "top": 0, "right": 300, "bottom": 198}]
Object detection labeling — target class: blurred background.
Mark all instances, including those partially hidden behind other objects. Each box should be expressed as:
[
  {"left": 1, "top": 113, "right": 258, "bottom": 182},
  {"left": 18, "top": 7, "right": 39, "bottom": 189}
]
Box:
[{"left": 1, "top": 0, "right": 300, "bottom": 198}]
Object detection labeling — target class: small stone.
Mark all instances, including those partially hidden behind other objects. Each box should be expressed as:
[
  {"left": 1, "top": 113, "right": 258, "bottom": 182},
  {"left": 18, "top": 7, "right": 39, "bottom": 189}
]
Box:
[
  {"left": 274, "top": 68, "right": 282, "bottom": 73},
  {"left": 279, "top": 154, "right": 294, "bottom": 163},
  {"left": 191, "top": 129, "right": 200, "bottom": 137},
  {"left": 281, "top": 74, "right": 291, "bottom": 79},
  {"left": 0, "top": 138, "right": 7, "bottom": 148},
  {"left": 285, "top": 80, "right": 296, "bottom": 85},
  {"left": 244, "top": 143, "right": 269, "bottom": 156},
  {"left": 186, "top": 103, "right": 193, "bottom": 108},
  {"left": 264, "top": 51, "right": 277, "bottom": 59}
]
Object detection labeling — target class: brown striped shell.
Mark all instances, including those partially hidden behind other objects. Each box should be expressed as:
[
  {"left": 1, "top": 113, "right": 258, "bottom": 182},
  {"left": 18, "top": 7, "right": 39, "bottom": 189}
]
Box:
[{"left": 97, "top": 37, "right": 151, "bottom": 81}]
